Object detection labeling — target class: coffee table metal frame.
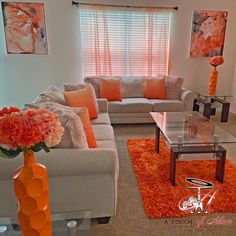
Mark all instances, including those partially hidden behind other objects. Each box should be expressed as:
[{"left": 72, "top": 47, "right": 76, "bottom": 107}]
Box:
[
  {"left": 153, "top": 109, "right": 230, "bottom": 186},
  {"left": 155, "top": 120, "right": 227, "bottom": 187}
]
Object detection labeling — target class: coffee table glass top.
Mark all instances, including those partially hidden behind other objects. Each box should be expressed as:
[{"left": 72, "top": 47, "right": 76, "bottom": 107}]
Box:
[
  {"left": 150, "top": 111, "right": 236, "bottom": 145},
  {"left": 193, "top": 89, "right": 232, "bottom": 98},
  {"left": 0, "top": 211, "right": 91, "bottom": 236}
]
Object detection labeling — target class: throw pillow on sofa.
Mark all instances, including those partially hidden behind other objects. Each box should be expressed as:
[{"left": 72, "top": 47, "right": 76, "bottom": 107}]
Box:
[
  {"left": 100, "top": 78, "right": 122, "bottom": 101},
  {"left": 72, "top": 107, "right": 97, "bottom": 148},
  {"left": 64, "top": 84, "right": 98, "bottom": 119},
  {"left": 65, "top": 77, "right": 107, "bottom": 98},
  {"left": 51, "top": 103, "right": 97, "bottom": 149},
  {"left": 144, "top": 76, "right": 166, "bottom": 99},
  {"left": 39, "top": 102, "right": 89, "bottom": 149},
  {"left": 83, "top": 76, "right": 106, "bottom": 98},
  {"left": 165, "top": 76, "right": 184, "bottom": 100},
  {"left": 121, "top": 76, "right": 144, "bottom": 98},
  {"left": 40, "top": 86, "right": 66, "bottom": 105}
]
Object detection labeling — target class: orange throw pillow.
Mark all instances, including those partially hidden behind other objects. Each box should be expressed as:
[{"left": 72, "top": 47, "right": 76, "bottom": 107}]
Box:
[
  {"left": 144, "top": 77, "right": 166, "bottom": 99},
  {"left": 100, "top": 78, "right": 122, "bottom": 101},
  {"left": 72, "top": 107, "right": 97, "bottom": 148},
  {"left": 64, "top": 84, "right": 98, "bottom": 119}
]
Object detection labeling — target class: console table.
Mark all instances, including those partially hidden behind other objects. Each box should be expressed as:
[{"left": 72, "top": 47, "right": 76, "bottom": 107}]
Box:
[{"left": 192, "top": 91, "right": 232, "bottom": 122}]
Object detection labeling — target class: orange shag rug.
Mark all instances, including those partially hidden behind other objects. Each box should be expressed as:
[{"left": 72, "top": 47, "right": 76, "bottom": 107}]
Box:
[{"left": 127, "top": 138, "right": 236, "bottom": 219}]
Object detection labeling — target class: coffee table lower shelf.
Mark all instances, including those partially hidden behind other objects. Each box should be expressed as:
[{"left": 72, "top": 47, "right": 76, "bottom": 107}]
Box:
[{"left": 155, "top": 126, "right": 226, "bottom": 186}]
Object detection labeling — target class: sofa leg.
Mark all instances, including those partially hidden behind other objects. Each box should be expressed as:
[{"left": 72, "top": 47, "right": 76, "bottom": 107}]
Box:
[{"left": 97, "top": 217, "right": 110, "bottom": 224}]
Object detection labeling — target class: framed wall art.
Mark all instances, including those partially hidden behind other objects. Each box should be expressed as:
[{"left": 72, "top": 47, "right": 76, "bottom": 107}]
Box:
[
  {"left": 1, "top": 2, "right": 48, "bottom": 54},
  {"left": 189, "top": 10, "right": 228, "bottom": 57}
]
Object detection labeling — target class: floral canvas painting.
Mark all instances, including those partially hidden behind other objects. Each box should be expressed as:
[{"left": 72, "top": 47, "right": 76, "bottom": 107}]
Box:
[
  {"left": 1, "top": 2, "right": 48, "bottom": 54},
  {"left": 189, "top": 10, "right": 228, "bottom": 57}
]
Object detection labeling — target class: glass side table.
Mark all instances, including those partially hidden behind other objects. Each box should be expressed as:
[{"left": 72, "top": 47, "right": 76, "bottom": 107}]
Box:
[
  {"left": 0, "top": 210, "right": 91, "bottom": 236},
  {"left": 192, "top": 90, "right": 232, "bottom": 122}
]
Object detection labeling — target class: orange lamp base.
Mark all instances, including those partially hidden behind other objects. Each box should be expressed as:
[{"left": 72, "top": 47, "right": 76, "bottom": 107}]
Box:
[{"left": 208, "top": 67, "right": 218, "bottom": 96}]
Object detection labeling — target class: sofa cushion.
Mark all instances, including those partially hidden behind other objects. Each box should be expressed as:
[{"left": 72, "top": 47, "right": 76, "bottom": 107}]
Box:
[
  {"left": 91, "top": 112, "right": 111, "bottom": 125},
  {"left": 100, "top": 78, "right": 122, "bottom": 101},
  {"left": 121, "top": 98, "right": 153, "bottom": 113},
  {"left": 39, "top": 102, "right": 89, "bottom": 149},
  {"left": 121, "top": 76, "right": 144, "bottom": 98},
  {"left": 151, "top": 99, "right": 184, "bottom": 112},
  {"left": 64, "top": 83, "right": 85, "bottom": 91},
  {"left": 92, "top": 125, "right": 115, "bottom": 141},
  {"left": 165, "top": 76, "right": 184, "bottom": 100},
  {"left": 40, "top": 86, "right": 66, "bottom": 105},
  {"left": 144, "top": 76, "right": 166, "bottom": 99},
  {"left": 64, "top": 84, "right": 98, "bottom": 119},
  {"left": 67, "top": 78, "right": 103, "bottom": 98},
  {"left": 84, "top": 76, "right": 103, "bottom": 98},
  {"left": 74, "top": 107, "right": 97, "bottom": 148},
  {"left": 108, "top": 101, "right": 122, "bottom": 113},
  {"left": 96, "top": 140, "right": 117, "bottom": 150}
]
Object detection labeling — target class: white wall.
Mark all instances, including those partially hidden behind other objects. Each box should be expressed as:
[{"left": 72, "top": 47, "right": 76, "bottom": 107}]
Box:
[
  {"left": 231, "top": 62, "right": 236, "bottom": 114},
  {"left": 170, "top": 0, "right": 236, "bottom": 94},
  {"left": 0, "top": 0, "right": 83, "bottom": 107},
  {"left": 1, "top": 0, "right": 236, "bottom": 108}
]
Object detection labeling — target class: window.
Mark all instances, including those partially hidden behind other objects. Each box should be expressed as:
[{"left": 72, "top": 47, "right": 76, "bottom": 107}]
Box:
[{"left": 79, "top": 6, "right": 172, "bottom": 77}]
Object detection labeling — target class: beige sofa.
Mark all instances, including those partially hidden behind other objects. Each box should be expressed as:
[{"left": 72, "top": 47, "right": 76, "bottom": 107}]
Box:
[
  {"left": 0, "top": 97, "right": 119, "bottom": 224},
  {"left": 85, "top": 76, "right": 196, "bottom": 124}
]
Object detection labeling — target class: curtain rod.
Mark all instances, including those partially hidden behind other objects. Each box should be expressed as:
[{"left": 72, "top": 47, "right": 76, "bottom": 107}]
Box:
[{"left": 72, "top": 1, "right": 178, "bottom": 11}]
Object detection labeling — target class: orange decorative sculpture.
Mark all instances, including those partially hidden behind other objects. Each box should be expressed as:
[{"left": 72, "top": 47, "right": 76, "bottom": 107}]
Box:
[
  {"left": 0, "top": 107, "right": 64, "bottom": 236},
  {"left": 208, "top": 56, "right": 224, "bottom": 95}
]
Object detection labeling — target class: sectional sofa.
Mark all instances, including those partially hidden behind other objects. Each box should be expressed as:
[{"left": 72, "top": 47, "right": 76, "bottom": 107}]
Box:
[
  {"left": 0, "top": 76, "right": 195, "bottom": 224},
  {"left": 0, "top": 94, "right": 118, "bottom": 224},
  {"left": 84, "top": 76, "right": 196, "bottom": 124}
]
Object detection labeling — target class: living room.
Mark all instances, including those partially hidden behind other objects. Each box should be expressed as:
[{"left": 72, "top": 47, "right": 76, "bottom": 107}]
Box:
[{"left": 0, "top": 0, "right": 236, "bottom": 235}]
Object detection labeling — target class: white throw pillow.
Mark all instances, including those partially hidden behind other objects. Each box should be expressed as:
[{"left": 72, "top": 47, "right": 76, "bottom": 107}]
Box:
[
  {"left": 165, "top": 76, "right": 184, "bottom": 100},
  {"left": 40, "top": 86, "right": 66, "bottom": 105},
  {"left": 121, "top": 76, "right": 145, "bottom": 98},
  {"left": 39, "top": 102, "right": 89, "bottom": 149}
]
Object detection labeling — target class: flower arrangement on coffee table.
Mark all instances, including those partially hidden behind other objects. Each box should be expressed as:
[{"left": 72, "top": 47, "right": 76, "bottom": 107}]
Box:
[
  {"left": 208, "top": 56, "right": 224, "bottom": 95},
  {"left": 0, "top": 106, "right": 64, "bottom": 235}
]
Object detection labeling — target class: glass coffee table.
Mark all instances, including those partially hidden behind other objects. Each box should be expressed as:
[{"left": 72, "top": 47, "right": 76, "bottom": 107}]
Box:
[
  {"left": 192, "top": 90, "right": 232, "bottom": 122},
  {"left": 0, "top": 211, "right": 91, "bottom": 236},
  {"left": 150, "top": 111, "right": 236, "bottom": 186}
]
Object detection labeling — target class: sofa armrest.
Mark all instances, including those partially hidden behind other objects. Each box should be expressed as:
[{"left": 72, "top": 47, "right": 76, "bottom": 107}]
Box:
[
  {"left": 180, "top": 88, "right": 197, "bottom": 111},
  {"left": 97, "top": 98, "right": 108, "bottom": 113}
]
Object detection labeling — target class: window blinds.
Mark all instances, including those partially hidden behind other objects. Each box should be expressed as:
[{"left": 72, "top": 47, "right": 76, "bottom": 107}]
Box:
[{"left": 79, "top": 6, "right": 172, "bottom": 77}]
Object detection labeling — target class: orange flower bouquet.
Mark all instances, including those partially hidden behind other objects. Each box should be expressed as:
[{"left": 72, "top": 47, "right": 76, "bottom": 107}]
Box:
[
  {"left": 208, "top": 56, "right": 224, "bottom": 95},
  {"left": 0, "top": 107, "right": 64, "bottom": 158},
  {"left": 0, "top": 107, "right": 64, "bottom": 236}
]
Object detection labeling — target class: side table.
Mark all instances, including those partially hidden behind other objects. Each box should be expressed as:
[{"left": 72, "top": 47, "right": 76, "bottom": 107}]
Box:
[{"left": 192, "top": 91, "right": 231, "bottom": 122}]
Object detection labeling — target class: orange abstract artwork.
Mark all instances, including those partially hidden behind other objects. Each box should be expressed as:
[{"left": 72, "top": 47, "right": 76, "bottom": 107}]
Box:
[
  {"left": 1, "top": 2, "right": 48, "bottom": 54},
  {"left": 189, "top": 10, "right": 228, "bottom": 57}
]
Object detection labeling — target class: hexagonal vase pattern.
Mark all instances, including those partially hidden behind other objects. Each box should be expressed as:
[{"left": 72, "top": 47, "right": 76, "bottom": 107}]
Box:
[{"left": 13, "top": 150, "right": 52, "bottom": 236}]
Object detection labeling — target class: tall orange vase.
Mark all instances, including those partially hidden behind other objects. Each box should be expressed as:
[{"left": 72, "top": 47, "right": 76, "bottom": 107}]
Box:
[
  {"left": 208, "top": 67, "right": 218, "bottom": 95},
  {"left": 13, "top": 150, "right": 52, "bottom": 236}
]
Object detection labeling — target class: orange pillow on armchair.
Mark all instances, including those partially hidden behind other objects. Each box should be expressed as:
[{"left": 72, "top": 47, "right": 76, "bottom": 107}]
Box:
[
  {"left": 64, "top": 84, "right": 98, "bottom": 119},
  {"left": 100, "top": 78, "right": 122, "bottom": 101},
  {"left": 144, "top": 76, "right": 166, "bottom": 99}
]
